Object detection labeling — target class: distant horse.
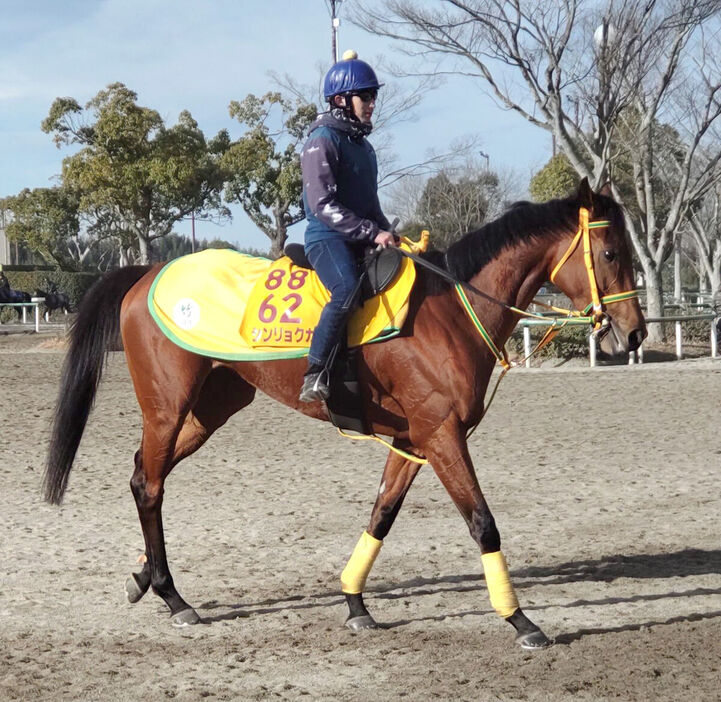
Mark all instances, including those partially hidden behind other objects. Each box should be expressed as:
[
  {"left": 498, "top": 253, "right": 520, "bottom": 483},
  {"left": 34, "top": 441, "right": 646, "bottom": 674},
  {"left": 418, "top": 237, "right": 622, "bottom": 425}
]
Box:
[
  {"left": 0, "top": 286, "right": 33, "bottom": 321},
  {"left": 35, "top": 284, "right": 72, "bottom": 317},
  {"left": 43, "top": 179, "right": 645, "bottom": 649}
]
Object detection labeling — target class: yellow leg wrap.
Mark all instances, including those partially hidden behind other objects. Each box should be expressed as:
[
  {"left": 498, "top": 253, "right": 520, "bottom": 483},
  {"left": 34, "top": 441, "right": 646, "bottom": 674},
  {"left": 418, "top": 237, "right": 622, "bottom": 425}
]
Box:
[
  {"left": 481, "top": 550, "right": 519, "bottom": 618},
  {"left": 340, "top": 531, "right": 383, "bottom": 594}
]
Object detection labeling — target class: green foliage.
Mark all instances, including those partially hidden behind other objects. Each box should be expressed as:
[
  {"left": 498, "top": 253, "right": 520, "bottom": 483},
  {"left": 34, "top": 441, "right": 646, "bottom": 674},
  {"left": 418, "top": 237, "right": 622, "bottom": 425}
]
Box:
[
  {"left": 152, "top": 232, "right": 195, "bottom": 261},
  {"left": 397, "top": 222, "right": 426, "bottom": 240},
  {"left": 529, "top": 154, "right": 578, "bottom": 202},
  {"left": 223, "top": 91, "right": 317, "bottom": 258},
  {"left": 610, "top": 107, "right": 684, "bottom": 223},
  {"left": 1, "top": 186, "right": 80, "bottom": 269},
  {"left": 680, "top": 318, "right": 716, "bottom": 344},
  {"left": 202, "top": 238, "right": 238, "bottom": 250},
  {"left": 40, "top": 83, "right": 229, "bottom": 264},
  {"left": 235, "top": 246, "right": 270, "bottom": 258},
  {"left": 531, "top": 111, "right": 685, "bottom": 225}
]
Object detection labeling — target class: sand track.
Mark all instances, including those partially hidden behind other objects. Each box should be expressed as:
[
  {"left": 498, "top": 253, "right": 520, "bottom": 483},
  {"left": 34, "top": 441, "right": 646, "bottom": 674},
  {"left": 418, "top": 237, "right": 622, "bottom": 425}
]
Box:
[{"left": 1, "top": 338, "right": 720, "bottom": 700}]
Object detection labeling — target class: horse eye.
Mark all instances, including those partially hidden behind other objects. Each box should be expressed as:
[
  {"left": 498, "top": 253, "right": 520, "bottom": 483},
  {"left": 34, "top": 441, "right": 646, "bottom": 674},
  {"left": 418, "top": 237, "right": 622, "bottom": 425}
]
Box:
[{"left": 604, "top": 250, "right": 616, "bottom": 262}]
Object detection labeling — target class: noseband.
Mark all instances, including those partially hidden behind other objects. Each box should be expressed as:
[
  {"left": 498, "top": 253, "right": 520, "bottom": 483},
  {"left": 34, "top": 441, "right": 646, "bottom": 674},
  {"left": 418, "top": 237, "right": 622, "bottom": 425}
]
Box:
[{"left": 549, "top": 207, "right": 638, "bottom": 331}]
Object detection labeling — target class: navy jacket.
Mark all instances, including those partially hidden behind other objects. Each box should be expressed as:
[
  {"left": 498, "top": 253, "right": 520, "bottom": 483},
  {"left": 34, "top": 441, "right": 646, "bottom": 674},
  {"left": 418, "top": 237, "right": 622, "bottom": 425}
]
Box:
[{"left": 301, "top": 112, "right": 391, "bottom": 247}]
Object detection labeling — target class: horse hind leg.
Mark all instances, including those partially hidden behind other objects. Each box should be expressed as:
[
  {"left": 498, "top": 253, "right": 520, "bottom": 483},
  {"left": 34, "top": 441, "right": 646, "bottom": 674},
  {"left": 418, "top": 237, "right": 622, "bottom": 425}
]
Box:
[
  {"left": 126, "top": 366, "right": 256, "bottom": 626},
  {"left": 341, "top": 447, "right": 422, "bottom": 630},
  {"left": 171, "top": 366, "right": 256, "bottom": 467},
  {"left": 128, "top": 420, "right": 201, "bottom": 627}
]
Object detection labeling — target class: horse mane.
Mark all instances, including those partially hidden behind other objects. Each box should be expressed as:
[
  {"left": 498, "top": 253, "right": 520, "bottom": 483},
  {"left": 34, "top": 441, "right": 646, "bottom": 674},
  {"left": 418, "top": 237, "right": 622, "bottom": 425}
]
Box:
[
  {"left": 415, "top": 191, "right": 623, "bottom": 294},
  {"left": 442, "top": 196, "right": 587, "bottom": 283}
]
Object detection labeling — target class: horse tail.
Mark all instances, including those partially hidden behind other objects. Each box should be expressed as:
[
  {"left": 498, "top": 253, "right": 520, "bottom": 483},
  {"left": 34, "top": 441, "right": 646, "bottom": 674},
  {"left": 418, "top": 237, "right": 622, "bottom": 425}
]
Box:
[{"left": 43, "top": 265, "right": 151, "bottom": 505}]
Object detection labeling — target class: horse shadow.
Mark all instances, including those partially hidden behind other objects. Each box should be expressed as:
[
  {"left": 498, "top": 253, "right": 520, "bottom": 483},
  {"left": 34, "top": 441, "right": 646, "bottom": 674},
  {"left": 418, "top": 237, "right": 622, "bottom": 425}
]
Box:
[{"left": 198, "top": 548, "right": 721, "bottom": 639}]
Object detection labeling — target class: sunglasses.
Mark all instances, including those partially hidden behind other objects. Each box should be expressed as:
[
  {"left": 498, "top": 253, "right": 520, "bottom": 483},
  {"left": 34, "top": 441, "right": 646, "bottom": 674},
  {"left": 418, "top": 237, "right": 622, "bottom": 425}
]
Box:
[{"left": 351, "top": 89, "right": 378, "bottom": 103}]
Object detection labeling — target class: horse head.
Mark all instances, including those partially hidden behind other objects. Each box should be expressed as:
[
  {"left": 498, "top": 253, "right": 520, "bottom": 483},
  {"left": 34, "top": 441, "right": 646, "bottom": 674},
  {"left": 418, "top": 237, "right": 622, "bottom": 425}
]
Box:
[{"left": 548, "top": 178, "right": 646, "bottom": 355}]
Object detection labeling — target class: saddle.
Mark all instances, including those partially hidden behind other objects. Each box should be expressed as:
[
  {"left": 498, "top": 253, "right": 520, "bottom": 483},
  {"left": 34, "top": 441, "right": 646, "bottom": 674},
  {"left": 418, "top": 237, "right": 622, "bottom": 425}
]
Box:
[{"left": 283, "top": 243, "right": 403, "bottom": 299}]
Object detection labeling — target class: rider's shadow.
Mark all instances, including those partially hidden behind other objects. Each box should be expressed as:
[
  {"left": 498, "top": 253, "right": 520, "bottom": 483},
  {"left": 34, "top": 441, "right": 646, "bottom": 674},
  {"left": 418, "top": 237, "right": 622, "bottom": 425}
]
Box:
[{"left": 509, "top": 548, "right": 721, "bottom": 584}]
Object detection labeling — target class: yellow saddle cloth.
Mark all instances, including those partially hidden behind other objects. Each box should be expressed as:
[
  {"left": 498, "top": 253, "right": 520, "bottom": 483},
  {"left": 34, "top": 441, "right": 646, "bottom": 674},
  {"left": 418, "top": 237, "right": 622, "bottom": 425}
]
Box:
[{"left": 148, "top": 247, "right": 416, "bottom": 361}]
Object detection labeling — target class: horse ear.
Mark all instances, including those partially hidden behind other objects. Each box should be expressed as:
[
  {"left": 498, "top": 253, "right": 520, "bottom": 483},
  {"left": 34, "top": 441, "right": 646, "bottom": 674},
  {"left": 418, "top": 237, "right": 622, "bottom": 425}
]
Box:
[
  {"left": 576, "top": 177, "right": 594, "bottom": 208},
  {"left": 599, "top": 181, "right": 613, "bottom": 198}
]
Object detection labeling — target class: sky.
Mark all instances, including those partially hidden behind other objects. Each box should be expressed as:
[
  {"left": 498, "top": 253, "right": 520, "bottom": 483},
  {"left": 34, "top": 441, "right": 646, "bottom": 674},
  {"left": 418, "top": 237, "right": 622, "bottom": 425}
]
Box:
[{"left": 0, "top": 0, "right": 550, "bottom": 252}]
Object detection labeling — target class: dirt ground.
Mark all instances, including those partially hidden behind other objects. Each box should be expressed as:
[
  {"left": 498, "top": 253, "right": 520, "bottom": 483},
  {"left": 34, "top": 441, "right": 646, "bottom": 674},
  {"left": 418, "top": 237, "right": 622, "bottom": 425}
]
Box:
[{"left": 1, "top": 331, "right": 720, "bottom": 701}]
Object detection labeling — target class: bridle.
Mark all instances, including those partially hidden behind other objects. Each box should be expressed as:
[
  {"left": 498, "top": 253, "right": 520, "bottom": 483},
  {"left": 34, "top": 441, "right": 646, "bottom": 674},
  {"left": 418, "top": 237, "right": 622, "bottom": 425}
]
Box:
[
  {"left": 337, "top": 210, "right": 640, "bottom": 464},
  {"left": 549, "top": 207, "right": 638, "bottom": 331},
  {"left": 394, "top": 208, "right": 638, "bottom": 371}
]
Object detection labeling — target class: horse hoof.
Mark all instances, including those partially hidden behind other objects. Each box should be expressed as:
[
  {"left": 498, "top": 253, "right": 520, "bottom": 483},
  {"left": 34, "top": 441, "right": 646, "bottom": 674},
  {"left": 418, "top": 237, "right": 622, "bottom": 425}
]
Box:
[
  {"left": 171, "top": 608, "right": 201, "bottom": 627},
  {"left": 516, "top": 629, "right": 553, "bottom": 650},
  {"left": 125, "top": 575, "right": 147, "bottom": 604},
  {"left": 345, "top": 614, "right": 379, "bottom": 631}
]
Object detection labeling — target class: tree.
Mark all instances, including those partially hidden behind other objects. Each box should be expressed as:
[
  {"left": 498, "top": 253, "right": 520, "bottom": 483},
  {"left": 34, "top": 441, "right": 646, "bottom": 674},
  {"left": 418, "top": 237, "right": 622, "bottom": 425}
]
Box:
[
  {"left": 389, "top": 157, "right": 522, "bottom": 246},
  {"left": 353, "top": 0, "right": 721, "bottom": 341},
  {"left": 687, "top": 184, "right": 721, "bottom": 300},
  {"left": 1, "top": 186, "right": 81, "bottom": 269},
  {"left": 41, "top": 83, "right": 229, "bottom": 265},
  {"left": 530, "top": 154, "right": 579, "bottom": 202},
  {"left": 151, "top": 234, "right": 241, "bottom": 261},
  {"left": 222, "top": 92, "right": 317, "bottom": 259},
  {"left": 416, "top": 168, "right": 499, "bottom": 247}
]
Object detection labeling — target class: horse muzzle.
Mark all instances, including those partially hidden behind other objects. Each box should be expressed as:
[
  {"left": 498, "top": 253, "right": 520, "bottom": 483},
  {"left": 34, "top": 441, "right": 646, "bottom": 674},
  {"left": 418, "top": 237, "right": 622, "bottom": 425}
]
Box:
[{"left": 595, "top": 316, "right": 647, "bottom": 355}]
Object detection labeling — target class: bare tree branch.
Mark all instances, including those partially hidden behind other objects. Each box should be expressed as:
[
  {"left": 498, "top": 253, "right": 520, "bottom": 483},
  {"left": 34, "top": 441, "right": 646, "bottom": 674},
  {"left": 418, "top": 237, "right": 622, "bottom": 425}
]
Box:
[{"left": 353, "top": 0, "right": 721, "bottom": 339}]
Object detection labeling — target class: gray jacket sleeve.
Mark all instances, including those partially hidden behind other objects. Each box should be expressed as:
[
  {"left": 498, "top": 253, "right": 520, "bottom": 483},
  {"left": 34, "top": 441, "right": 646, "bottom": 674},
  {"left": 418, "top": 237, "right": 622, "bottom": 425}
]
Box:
[{"left": 301, "top": 134, "right": 380, "bottom": 241}]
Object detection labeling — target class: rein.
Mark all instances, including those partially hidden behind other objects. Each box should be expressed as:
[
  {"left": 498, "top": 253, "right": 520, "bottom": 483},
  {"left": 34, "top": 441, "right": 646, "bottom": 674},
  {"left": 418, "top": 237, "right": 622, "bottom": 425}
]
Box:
[
  {"left": 401, "top": 207, "right": 638, "bottom": 366},
  {"left": 337, "top": 208, "right": 639, "bottom": 464}
]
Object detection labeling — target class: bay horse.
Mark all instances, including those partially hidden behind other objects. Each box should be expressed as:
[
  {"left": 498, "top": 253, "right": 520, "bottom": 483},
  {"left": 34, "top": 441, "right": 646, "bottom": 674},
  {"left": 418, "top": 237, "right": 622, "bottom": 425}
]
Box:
[{"left": 43, "top": 179, "right": 645, "bottom": 649}]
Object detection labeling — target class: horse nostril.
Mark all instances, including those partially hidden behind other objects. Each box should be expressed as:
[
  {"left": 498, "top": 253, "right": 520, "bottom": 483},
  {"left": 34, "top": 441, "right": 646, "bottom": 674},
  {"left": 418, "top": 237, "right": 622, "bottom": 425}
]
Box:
[{"left": 628, "top": 329, "right": 644, "bottom": 351}]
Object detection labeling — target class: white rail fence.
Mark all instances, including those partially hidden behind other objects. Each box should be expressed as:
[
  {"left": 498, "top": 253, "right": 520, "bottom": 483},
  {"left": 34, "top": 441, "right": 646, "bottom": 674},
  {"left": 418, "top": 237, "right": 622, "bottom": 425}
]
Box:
[
  {"left": 2, "top": 292, "right": 719, "bottom": 367},
  {"left": 518, "top": 313, "right": 719, "bottom": 368},
  {"left": 0, "top": 298, "right": 45, "bottom": 333}
]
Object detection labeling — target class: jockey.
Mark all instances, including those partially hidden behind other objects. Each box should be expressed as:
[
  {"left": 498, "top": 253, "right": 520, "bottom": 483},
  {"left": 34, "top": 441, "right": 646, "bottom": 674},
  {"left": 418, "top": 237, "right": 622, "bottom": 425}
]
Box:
[{"left": 299, "top": 50, "right": 397, "bottom": 403}]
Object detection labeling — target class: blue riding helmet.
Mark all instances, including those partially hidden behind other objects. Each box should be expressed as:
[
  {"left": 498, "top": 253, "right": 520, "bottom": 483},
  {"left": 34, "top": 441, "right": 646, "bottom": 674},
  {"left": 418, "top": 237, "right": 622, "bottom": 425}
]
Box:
[{"left": 323, "top": 50, "right": 383, "bottom": 100}]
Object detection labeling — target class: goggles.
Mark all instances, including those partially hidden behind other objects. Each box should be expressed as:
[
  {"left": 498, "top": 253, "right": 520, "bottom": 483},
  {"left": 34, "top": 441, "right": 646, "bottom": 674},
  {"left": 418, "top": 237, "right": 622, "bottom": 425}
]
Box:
[{"left": 350, "top": 89, "right": 378, "bottom": 103}]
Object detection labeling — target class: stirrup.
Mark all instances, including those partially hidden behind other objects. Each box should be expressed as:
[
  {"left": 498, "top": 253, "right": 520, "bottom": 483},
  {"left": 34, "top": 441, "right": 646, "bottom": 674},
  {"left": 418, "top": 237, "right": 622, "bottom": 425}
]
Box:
[{"left": 299, "top": 369, "right": 330, "bottom": 403}]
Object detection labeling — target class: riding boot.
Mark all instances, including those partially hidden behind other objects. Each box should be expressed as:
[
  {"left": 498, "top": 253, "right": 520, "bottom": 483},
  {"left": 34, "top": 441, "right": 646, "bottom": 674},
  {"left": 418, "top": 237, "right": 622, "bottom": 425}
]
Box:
[{"left": 299, "top": 364, "right": 330, "bottom": 403}]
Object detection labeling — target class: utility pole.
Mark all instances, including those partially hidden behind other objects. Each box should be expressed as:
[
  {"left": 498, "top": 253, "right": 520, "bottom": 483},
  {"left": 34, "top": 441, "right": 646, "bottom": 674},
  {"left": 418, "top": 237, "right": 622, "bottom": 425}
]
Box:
[
  {"left": 0, "top": 208, "right": 8, "bottom": 266},
  {"left": 330, "top": 0, "right": 343, "bottom": 63}
]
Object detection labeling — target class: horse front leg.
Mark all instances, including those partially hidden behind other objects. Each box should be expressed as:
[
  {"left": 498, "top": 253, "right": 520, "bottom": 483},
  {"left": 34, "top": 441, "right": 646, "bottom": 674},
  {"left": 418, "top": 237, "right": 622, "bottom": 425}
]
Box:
[
  {"left": 424, "top": 422, "right": 551, "bottom": 650},
  {"left": 342, "top": 447, "right": 422, "bottom": 630}
]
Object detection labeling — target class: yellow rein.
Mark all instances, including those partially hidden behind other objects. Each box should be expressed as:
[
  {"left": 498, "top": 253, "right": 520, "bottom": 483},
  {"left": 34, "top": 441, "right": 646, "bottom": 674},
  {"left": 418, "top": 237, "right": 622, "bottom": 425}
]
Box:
[
  {"left": 456, "top": 207, "right": 638, "bottom": 369},
  {"left": 339, "top": 209, "right": 639, "bottom": 464}
]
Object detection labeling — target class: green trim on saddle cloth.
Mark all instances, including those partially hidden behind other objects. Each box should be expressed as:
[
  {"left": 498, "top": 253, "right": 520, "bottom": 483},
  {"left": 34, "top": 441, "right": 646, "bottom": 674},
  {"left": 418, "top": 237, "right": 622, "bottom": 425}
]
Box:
[{"left": 147, "top": 248, "right": 415, "bottom": 361}]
